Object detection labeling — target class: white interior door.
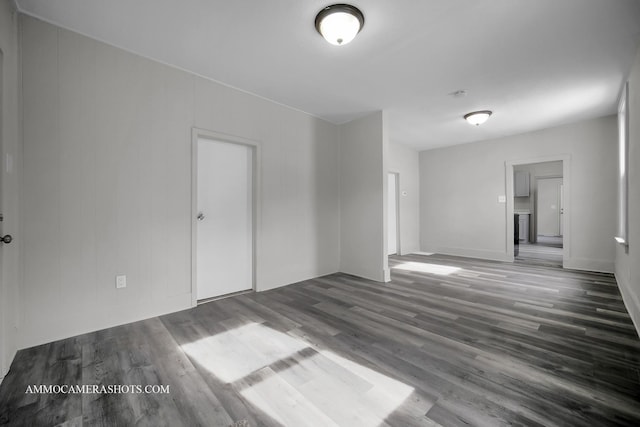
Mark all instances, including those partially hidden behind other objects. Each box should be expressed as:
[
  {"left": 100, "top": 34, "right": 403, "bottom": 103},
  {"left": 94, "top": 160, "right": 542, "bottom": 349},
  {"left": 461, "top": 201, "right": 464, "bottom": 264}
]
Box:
[
  {"left": 387, "top": 173, "right": 398, "bottom": 255},
  {"left": 197, "top": 138, "right": 253, "bottom": 300},
  {"left": 537, "top": 177, "right": 563, "bottom": 236}
]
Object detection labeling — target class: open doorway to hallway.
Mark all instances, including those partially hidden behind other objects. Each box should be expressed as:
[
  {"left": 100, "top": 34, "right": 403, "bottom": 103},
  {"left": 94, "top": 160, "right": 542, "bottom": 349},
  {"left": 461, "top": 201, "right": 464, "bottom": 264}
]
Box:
[
  {"left": 387, "top": 172, "right": 400, "bottom": 256},
  {"left": 513, "top": 161, "right": 563, "bottom": 267}
]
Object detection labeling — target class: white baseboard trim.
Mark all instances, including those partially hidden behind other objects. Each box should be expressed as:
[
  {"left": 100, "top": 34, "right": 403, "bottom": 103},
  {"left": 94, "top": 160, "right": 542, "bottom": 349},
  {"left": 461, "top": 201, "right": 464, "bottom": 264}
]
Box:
[
  {"left": 339, "top": 266, "right": 386, "bottom": 283},
  {"left": 256, "top": 268, "right": 341, "bottom": 292},
  {"left": 563, "top": 258, "right": 614, "bottom": 273},
  {"left": 20, "top": 293, "right": 193, "bottom": 350},
  {"left": 615, "top": 272, "right": 640, "bottom": 339}
]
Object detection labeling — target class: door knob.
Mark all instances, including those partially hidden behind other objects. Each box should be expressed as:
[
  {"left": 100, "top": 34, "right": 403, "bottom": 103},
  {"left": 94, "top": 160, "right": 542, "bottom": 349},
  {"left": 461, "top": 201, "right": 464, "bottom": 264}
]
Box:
[
  {"left": 1, "top": 235, "right": 12, "bottom": 244},
  {"left": 197, "top": 212, "right": 205, "bottom": 221}
]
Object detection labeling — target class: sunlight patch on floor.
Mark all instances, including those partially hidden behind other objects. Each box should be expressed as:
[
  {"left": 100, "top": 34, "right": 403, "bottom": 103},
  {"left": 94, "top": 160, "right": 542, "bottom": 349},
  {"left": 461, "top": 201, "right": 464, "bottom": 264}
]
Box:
[
  {"left": 393, "top": 261, "right": 461, "bottom": 276},
  {"left": 241, "top": 350, "right": 414, "bottom": 426},
  {"left": 181, "top": 322, "right": 308, "bottom": 383},
  {"left": 183, "top": 322, "right": 416, "bottom": 426}
]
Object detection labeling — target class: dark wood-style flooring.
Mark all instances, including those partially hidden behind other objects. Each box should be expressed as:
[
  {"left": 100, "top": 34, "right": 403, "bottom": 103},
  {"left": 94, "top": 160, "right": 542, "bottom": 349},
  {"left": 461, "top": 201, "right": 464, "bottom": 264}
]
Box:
[
  {"left": 1, "top": 254, "right": 639, "bottom": 426},
  {"left": 516, "top": 236, "right": 564, "bottom": 268}
]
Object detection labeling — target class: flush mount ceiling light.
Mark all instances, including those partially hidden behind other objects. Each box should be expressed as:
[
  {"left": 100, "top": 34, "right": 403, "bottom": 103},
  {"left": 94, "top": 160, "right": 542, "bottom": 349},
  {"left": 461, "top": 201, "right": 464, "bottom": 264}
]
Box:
[
  {"left": 315, "top": 4, "right": 365, "bottom": 46},
  {"left": 464, "top": 110, "right": 492, "bottom": 126}
]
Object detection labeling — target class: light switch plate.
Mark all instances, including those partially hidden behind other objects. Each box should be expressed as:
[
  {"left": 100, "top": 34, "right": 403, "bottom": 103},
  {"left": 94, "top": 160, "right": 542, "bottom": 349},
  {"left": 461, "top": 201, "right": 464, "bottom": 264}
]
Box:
[{"left": 498, "top": 195, "right": 506, "bottom": 203}]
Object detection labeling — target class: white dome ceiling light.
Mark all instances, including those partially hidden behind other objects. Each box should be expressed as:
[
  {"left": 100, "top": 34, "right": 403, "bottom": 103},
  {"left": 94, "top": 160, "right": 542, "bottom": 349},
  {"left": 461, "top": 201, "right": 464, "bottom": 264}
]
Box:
[
  {"left": 315, "top": 4, "right": 365, "bottom": 46},
  {"left": 464, "top": 110, "right": 493, "bottom": 126}
]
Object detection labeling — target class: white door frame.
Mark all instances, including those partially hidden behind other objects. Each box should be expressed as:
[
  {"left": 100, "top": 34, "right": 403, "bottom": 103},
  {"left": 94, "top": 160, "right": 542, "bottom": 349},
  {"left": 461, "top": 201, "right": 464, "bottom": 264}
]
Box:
[
  {"left": 191, "top": 128, "right": 261, "bottom": 307},
  {"left": 505, "top": 155, "right": 570, "bottom": 267}
]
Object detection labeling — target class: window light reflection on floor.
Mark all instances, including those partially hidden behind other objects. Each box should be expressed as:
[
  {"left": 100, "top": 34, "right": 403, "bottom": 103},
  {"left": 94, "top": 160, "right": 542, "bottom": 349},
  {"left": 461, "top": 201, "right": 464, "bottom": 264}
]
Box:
[
  {"left": 181, "top": 322, "right": 417, "bottom": 426},
  {"left": 181, "top": 322, "right": 308, "bottom": 383},
  {"left": 392, "top": 261, "right": 461, "bottom": 276},
  {"left": 241, "top": 351, "right": 415, "bottom": 426}
]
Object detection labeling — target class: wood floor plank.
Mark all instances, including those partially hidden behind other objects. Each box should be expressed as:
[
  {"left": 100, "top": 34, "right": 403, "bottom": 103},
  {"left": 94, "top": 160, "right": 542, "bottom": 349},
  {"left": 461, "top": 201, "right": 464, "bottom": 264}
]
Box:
[{"left": 1, "top": 253, "right": 639, "bottom": 426}]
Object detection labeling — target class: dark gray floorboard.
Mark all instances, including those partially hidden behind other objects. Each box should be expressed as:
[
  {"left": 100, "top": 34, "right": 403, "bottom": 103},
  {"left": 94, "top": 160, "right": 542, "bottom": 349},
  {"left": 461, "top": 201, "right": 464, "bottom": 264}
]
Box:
[{"left": 1, "top": 253, "right": 639, "bottom": 426}]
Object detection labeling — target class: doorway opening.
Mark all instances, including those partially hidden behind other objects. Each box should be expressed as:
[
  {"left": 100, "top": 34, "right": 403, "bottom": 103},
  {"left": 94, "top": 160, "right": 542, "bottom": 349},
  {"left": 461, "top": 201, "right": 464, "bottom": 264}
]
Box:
[
  {"left": 513, "top": 161, "right": 564, "bottom": 267},
  {"left": 192, "top": 131, "right": 258, "bottom": 304},
  {"left": 387, "top": 172, "right": 400, "bottom": 256}
]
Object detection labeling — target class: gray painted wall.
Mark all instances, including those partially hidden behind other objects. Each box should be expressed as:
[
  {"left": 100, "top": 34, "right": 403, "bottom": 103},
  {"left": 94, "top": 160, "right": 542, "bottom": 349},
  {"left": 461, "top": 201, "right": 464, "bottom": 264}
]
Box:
[
  {"left": 0, "top": 0, "right": 20, "bottom": 382},
  {"left": 20, "top": 15, "right": 342, "bottom": 348},
  {"left": 420, "top": 115, "right": 617, "bottom": 272},
  {"left": 616, "top": 46, "right": 640, "bottom": 336},
  {"left": 388, "top": 143, "right": 420, "bottom": 255},
  {"left": 339, "top": 111, "right": 389, "bottom": 282}
]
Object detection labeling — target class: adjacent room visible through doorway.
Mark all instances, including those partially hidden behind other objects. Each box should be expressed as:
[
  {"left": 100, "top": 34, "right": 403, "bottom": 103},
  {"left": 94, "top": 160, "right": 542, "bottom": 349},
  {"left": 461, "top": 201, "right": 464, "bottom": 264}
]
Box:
[
  {"left": 513, "top": 161, "right": 564, "bottom": 268},
  {"left": 387, "top": 172, "right": 400, "bottom": 256}
]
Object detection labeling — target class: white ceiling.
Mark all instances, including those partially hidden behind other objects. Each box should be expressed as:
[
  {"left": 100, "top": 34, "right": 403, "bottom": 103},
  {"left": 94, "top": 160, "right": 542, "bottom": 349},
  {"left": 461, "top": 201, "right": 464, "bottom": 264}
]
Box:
[{"left": 15, "top": 0, "right": 640, "bottom": 151}]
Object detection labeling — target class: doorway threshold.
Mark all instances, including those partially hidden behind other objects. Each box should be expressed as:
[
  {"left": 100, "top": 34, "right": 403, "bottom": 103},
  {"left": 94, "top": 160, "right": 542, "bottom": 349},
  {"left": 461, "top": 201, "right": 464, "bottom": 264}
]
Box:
[{"left": 197, "top": 289, "right": 254, "bottom": 305}]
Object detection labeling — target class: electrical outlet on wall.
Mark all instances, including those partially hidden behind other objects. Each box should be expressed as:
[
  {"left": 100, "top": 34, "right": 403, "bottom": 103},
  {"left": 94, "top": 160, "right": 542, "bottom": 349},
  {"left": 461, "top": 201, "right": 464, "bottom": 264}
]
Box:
[{"left": 116, "top": 275, "right": 127, "bottom": 289}]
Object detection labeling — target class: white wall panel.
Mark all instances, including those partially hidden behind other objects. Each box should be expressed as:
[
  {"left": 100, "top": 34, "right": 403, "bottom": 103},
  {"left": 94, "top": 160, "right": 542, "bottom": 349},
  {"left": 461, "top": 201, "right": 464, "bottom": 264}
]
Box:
[
  {"left": 20, "top": 15, "right": 341, "bottom": 347},
  {"left": 0, "top": 0, "right": 21, "bottom": 381},
  {"left": 340, "top": 111, "right": 388, "bottom": 282},
  {"left": 616, "top": 46, "right": 640, "bottom": 337},
  {"left": 420, "top": 116, "right": 617, "bottom": 271}
]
